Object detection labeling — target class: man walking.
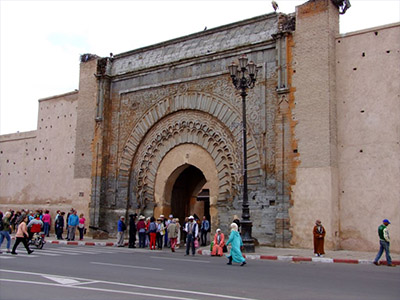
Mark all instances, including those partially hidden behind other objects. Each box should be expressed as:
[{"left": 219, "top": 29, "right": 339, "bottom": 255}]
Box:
[
  {"left": 373, "top": 219, "right": 394, "bottom": 267},
  {"left": 200, "top": 216, "right": 210, "bottom": 246},
  {"left": 184, "top": 216, "right": 198, "bottom": 256}
]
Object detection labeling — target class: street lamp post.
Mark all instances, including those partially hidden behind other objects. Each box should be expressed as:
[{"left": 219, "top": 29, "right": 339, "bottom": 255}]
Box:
[{"left": 228, "top": 54, "right": 257, "bottom": 253}]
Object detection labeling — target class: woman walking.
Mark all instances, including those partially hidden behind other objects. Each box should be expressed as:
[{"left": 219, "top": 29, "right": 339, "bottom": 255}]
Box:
[
  {"left": 225, "top": 223, "right": 246, "bottom": 266},
  {"left": 11, "top": 216, "right": 33, "bottom": 255}
]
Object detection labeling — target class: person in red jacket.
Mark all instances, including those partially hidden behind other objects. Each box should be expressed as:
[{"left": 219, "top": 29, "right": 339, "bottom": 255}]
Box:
[{"left": 27, "top": 215, "right": 43, "bottom": 240}]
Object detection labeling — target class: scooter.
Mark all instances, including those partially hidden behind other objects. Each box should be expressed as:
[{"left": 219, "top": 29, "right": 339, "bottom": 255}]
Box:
[{"left": 29, "top": 232, "right": 46, "bottom": 249}]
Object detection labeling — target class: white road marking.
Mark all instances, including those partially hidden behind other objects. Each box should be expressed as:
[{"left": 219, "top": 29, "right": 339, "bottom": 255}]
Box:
[
  {"left": 90, "top": 262, "right": 163, "bottom": 271},
  {"left": 0, "top": 269, "right": 260, "bottom": 300},
  {"left": 43, "top": 275, "right": 80, "bottom": 285},
  {"left": 0, "top": 279, "right": 192, "bottom": 300},
  {"left": 26, "top": 251, "right": 60, "bottom": 256},
  {"left": 48, "top": 248, "right": 103, "bottom": 254},
  {"left": 38, "top": 249, "right": 79, "bottom": 255},
  {"left": 151, "top": 256, "right": 210, "bottom": 263}
]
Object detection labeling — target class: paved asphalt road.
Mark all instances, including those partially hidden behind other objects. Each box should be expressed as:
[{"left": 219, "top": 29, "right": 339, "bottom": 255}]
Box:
[{"left": 0, "top": 244, "right": 399, "bottom": 300}]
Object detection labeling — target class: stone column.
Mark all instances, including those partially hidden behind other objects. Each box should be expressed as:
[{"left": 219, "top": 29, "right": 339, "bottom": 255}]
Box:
[{"left": 290, "top": 0, "right": 340, "bottom": 250}]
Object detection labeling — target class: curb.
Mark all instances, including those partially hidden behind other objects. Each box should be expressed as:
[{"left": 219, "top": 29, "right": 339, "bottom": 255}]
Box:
[
  {"left": 196, "top": 249, "right": 400, "bottom": 266},
  {"left": 50, "top": 240, "right": 128, "bottom": 247},
  {"left": 45, "top": 240, "right": 399, "bottom": 266}
]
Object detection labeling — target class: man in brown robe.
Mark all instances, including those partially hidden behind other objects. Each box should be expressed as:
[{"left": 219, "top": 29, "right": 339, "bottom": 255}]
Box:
[{"left": 313, "top": 220, "right": 326, "bottom": 257}]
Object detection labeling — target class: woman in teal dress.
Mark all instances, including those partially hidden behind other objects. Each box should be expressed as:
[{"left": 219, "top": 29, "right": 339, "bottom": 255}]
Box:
[{"left": 225, "top": 223, "right": 246, "bottom": 266}]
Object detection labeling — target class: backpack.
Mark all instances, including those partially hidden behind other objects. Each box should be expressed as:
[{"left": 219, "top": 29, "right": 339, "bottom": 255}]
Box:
[{"left": 0, "top": 219, "right": 4, "bottom": 231}]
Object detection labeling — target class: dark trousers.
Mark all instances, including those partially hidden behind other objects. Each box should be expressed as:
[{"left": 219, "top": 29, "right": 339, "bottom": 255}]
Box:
[
  {"left": 78, "top": 227, "right": 84, "bottom": 240},
  {"left": 129, "top": 231, "right": 137, "bottom": 248},
  {"left": 56, "top": 226, "right": 64, "bottom": 239},
  {"left": 164, "top": 230, "right": 169, "bottom": 247},
  {"left": 156, "top": 233, "right": 163, "bottom": 249},
  {"left": 139, "top": 232, "right": 146, "bottom": 248},
  {"left": 186, "top": 233, "right": 195, "bottom": 255},
  {"left": 12, "top": 237, "right": 31, "bottom": 253},
  {"left": 201, "top": 230, "right": 208, "bottom": 246}
]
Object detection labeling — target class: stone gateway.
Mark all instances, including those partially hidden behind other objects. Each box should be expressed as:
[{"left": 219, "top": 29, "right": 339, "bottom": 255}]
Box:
[{"left": 1, "top": 0, "right": 399, "bottom": 252}]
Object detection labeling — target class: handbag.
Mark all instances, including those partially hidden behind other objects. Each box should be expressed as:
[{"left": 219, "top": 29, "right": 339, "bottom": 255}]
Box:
[
  {"left": 194, "top": 239, "right": 199, "bottom": 248},
  {"left": 223, "top": 245, "right": 228, "bottom": 253}
]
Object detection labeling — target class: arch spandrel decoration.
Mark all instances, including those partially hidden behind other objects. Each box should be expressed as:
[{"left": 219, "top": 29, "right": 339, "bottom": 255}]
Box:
[{"left": 118, "top": 92, "right": 262, "bottom": 208}]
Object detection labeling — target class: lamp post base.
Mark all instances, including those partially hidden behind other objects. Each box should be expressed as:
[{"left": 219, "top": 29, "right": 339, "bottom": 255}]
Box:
[{"left": 240, "top": 219, "right": 255, "bottom": 253}]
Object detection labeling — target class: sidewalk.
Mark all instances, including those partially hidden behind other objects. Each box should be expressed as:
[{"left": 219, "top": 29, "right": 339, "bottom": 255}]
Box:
[{"left": 47, "top": 237, "right": 399, "bottom": 266}]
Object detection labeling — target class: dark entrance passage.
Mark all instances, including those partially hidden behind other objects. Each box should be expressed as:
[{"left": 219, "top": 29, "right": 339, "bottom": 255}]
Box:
[{"left": 170, "top": 165, "right": 208, "bottom": 226}]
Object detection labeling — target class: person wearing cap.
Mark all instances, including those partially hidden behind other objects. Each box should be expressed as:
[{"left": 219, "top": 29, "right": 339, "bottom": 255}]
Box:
[
  {"left": 117, "top": 216, "right": 127, "bottom": 247},
  {"left": 373, "top": 219, "right": 394, "bottom": 266},
  {"left": 313, "top": 220, "right": 326, "bottom": 257},
  {"left": 184, "top": 216, "right": 198, "bottom": 256},
  {"left": 156, "top": 217, "right": 165, "bottom": 250},
  {"left": 164, "top": 214, "right": 173, "bottom": 248}
]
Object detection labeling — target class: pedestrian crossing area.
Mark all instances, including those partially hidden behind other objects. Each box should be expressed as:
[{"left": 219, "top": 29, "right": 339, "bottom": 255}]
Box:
[{"left": 0, "top": 245, "right": 145, "bottom": 259}]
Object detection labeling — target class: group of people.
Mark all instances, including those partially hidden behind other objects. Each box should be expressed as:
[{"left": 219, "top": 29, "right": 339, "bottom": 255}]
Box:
[
  {"left": 114, "top": 213, "right": 247, "bottom": 266},
  {"left": 116, "top": 214, "right": 184, "bottom": 252},
  {"left": 0, "top": 208, "right": 86, "bottom": 255},
  {"left": 1, "top": 208, "right": 393, "bottom": 267},
  {"left": 55, "top": 208, "right": 86, "bottom": 242}
]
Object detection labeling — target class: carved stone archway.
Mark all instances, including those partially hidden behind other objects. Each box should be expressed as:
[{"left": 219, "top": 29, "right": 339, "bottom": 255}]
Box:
[
  {"left": 117, "top": 92, "right": 262, "bottom": 212},
  {"left": 130, "top": 110, "right": 240, "bottom": 209}
]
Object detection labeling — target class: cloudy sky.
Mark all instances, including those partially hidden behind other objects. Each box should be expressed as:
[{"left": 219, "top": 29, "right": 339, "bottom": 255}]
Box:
[{"left": 1, "top": 0, "right": 399, "bottom": 134}]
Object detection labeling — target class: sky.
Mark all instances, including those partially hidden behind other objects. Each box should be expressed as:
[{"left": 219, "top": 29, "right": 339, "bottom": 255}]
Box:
[{"left": 1, "top": 0, "right": 399, "bottom": 135}]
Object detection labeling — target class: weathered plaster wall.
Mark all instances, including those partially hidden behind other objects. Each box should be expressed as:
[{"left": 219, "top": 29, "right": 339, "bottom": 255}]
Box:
[
  {"left": 0, "top": 58, "right": 98, "bottom": 227},
  {"left": 0, "top": 91, "right": 87, "bottom": 221},
  {"left": 336, "top": 23, "right": 400, "bottom": 252},
  {"left": 290, "top": 0, "right": 340, "bottom": 250}
]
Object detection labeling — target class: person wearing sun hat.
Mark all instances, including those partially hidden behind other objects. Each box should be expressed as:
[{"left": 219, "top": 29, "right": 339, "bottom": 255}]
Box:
[{"left": 373, "top": 219, "right": 394, "bottom": 266}]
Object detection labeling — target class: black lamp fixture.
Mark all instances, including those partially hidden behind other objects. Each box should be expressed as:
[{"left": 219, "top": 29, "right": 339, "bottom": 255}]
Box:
[{"left": 228, "top": 54, "right": 258, "bottom": 253}]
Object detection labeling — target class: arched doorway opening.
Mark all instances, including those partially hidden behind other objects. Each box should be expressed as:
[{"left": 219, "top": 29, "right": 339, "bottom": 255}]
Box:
[
  {"left": 153, "top": 144, "right": 219, "bottom": 231},
  {"left": 170, "top": 165, "right": 209, "bottom": 225}
]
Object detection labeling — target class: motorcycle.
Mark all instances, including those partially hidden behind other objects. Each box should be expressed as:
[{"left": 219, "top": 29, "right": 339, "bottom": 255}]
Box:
[{"left": 29, "top": 232, "right": 46, "bottom": 249}]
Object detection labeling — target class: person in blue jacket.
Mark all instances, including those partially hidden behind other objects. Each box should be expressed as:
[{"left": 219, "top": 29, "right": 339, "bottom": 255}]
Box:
[
  {"left": 67, "top": 210, "right": 79, "bottom": 241},
  {"left": 225, "top": 222, "right": 246, "bottom": 266}
]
